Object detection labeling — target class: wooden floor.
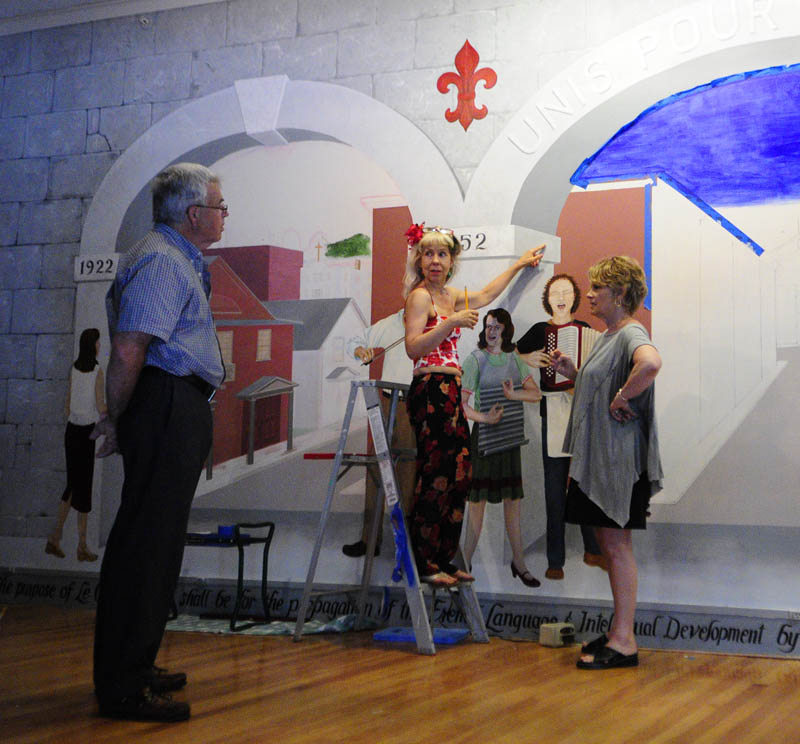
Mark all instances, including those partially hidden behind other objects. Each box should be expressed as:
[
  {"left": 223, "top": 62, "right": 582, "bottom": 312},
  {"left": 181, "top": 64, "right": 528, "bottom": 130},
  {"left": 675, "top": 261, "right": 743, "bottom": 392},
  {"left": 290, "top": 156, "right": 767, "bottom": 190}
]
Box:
[{"left": 4, "top": 604, "right": 800, "bottom": 744}]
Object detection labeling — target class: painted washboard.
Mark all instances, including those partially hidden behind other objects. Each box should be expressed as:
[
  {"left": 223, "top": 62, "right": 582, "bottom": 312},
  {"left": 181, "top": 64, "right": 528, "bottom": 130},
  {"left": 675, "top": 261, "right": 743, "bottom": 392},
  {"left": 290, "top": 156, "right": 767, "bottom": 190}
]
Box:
[{"left": 476, "top": 386, "right": 528, "bottom": 456}]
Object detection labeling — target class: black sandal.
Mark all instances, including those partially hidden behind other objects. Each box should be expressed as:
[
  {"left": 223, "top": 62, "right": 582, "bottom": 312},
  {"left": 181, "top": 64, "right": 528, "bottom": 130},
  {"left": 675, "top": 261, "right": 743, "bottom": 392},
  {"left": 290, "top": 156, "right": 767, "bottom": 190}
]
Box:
[
  {"left": 581, "top": 633, "right": 608, "bottom": 654},
  {"left": 577, "top": 645, "right": 638, "bottom": 670}
]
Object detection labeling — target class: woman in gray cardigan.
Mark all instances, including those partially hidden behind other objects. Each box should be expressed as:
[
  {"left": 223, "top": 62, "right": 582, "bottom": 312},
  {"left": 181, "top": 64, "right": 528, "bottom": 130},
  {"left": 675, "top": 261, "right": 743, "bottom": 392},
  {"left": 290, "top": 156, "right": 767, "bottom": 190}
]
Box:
[{"left": 552, "top": 256, "right": 663, "bottom": 670}]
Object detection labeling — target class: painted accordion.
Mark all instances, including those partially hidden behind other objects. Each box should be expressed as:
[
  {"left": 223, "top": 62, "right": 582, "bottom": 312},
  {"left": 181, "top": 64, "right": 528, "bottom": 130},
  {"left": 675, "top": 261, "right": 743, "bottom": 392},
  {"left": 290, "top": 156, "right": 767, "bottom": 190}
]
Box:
[
  {"left": 476, "top": 386, "right": 529, "bottom": 457},
  {"left": 542, "top": 324, "right": 602, "bottom": 390}
]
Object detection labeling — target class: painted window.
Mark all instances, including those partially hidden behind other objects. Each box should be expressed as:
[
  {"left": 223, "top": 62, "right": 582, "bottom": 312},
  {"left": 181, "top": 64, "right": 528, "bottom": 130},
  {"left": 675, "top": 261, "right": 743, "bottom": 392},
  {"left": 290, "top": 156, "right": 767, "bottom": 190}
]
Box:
[
  {"left": 332, "top": 336, "right": 344, "bottom": 362},
  {"left": 256, "top": 329, "right": 272, "bottom": 362},
  {"left": 218, "top": 330, "right": 236, "bottom": 382}
]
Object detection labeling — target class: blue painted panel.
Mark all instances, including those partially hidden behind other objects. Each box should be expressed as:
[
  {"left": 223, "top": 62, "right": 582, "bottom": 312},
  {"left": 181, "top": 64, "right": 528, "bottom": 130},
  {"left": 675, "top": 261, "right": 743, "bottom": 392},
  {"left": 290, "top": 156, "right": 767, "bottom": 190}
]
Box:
[{"left": 573, "top": 65, "right": 800, "bottom": 207}]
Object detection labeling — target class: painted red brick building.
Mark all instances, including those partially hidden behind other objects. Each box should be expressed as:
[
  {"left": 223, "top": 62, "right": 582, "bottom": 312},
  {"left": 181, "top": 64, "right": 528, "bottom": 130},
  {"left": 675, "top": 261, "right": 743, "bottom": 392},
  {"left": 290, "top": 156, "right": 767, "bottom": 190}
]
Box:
[{"left": 204, "top": 250, "right": 300, "bottom": 465}]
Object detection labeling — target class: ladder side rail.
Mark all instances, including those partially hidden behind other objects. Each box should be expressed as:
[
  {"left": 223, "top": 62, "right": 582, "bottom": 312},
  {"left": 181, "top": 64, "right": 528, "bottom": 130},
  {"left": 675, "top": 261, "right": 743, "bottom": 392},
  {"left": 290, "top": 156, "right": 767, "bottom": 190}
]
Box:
[
  {"left": 362, "top": 384, "right": 400, "bottom": 510},
  {"left": 458, "top": 584, "right": 489, "bottom": 643},
  {"left": 354, "top": 475, "right": 384, "bottom": 631},
  {"left": 356, "top": 385, "right": 403, "bottom": 628},
  {"left": 361, "top": 383, "right": 435, "bottom": 653},
  {"left": 453, "top": 545, "right": 489, "bottom": 642},
  {"left": 354, "top": 384, "right": 392, "bottom": 628},
  {"left": 293, "top": 382, "right": 361, "bottom": 641}
]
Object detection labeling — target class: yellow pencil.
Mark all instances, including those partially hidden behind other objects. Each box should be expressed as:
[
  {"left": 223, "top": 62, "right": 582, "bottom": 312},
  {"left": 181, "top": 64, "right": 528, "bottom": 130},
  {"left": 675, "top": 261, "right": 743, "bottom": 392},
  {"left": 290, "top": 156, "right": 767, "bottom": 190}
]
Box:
[{"left": 464, "top": 287, "right": 468, "bottom": 310}]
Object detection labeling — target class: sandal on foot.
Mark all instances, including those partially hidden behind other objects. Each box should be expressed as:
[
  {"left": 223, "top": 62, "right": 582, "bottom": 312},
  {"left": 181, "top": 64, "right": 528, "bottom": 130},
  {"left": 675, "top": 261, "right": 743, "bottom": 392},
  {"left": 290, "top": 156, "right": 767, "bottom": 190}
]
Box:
[
  {"left": 45, "top": 540, "right": 65, "bottom": 558},
  {"left": 449, "top": 569, "right": 475, "bottom": 583},
  {"left": 421, "top": 572, "right": 458, "bottom": 587},
  {"left": 581, "top": 633, "right": 608, "bottom": 654},
  {"left": 577, "top": 645, "right": 638, "bottom": 670}
]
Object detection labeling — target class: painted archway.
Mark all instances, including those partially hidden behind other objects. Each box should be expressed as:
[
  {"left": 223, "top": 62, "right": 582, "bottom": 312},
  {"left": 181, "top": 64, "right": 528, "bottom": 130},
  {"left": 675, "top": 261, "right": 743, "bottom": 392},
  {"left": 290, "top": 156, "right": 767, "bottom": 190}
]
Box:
[{"left": 80, "top": 76, "right": 464, "bottom": 258}]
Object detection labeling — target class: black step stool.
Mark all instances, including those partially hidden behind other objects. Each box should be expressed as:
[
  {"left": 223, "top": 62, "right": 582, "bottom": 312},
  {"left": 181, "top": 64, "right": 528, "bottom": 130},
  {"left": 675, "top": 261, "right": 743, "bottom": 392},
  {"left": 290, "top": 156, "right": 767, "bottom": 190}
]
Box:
[{"left": 176, "top": 521, "right": 275, "bottom": 631}]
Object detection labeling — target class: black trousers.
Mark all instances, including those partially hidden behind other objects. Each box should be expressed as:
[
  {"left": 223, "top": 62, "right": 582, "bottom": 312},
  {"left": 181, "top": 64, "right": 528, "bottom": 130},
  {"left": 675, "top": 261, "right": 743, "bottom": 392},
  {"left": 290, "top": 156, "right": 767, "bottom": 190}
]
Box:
[
  {"left": 540, "top": 414, "right": 600, "bottom": 568},
  {"left": 93, "top": 367, "right": 212, "bottom": 703},
  {"left": 62, "top": 421, "right": 96, "bottom": 513}
]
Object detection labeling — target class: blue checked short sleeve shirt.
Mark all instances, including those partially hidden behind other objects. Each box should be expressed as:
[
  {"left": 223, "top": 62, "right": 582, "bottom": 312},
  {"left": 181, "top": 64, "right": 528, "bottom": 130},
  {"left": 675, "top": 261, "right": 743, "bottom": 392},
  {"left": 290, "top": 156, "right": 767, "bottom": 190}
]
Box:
[{"left": 106, "top": 223, "right": 225, "bottom": 387}]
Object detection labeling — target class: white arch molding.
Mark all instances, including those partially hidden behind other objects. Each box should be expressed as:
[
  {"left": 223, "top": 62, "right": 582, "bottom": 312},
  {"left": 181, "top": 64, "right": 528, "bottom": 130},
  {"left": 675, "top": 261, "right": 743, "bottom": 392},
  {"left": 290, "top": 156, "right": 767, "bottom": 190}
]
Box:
[{"left": 81, "top": 76, "right": 464, "bottom": 256}]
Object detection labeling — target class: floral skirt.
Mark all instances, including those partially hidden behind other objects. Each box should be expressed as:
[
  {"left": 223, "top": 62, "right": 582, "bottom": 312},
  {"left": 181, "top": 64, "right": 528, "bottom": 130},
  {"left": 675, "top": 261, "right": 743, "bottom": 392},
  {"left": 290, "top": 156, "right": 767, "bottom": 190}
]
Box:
[{"left": 406, "top": 373, "right": 472, "bottom": 576}]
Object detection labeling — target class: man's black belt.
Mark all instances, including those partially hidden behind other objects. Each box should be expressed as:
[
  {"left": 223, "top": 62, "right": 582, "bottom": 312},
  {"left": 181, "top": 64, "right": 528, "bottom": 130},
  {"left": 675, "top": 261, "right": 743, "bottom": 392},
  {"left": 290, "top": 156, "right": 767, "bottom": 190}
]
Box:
[
  {"left": 184, "top": 374, "right": 216, "bottom": 400},
  {"left": 142, "top": 366, "right": 216, "bottom": 401}
]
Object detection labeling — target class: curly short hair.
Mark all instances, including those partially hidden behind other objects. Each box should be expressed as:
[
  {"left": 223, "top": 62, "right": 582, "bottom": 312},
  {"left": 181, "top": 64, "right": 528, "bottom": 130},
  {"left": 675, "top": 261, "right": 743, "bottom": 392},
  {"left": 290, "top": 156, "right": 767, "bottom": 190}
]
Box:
[
  {"left": 402, "top": 229, "right": 462, "bottom": 298},
  {"left": 541, "top": 273, "right": 580, "bottom": 316},
  {"left": 588, "top": 256, "right": 648, "bottom": 315}
]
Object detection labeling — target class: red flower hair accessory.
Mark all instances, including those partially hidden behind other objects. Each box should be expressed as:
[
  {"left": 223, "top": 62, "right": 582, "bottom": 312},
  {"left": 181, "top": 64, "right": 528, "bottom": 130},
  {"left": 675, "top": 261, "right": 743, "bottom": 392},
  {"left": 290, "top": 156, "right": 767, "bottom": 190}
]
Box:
[{"left": 405, "top": 222, "right": 425, "bottom": 246}]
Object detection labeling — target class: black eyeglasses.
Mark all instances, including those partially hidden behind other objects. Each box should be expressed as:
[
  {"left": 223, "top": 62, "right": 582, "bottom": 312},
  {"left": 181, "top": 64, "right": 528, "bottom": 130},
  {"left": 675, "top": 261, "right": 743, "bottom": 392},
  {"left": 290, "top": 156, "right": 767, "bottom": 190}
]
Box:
[{"left": 189, "top": 203, "right": 228, "bottom": 214}]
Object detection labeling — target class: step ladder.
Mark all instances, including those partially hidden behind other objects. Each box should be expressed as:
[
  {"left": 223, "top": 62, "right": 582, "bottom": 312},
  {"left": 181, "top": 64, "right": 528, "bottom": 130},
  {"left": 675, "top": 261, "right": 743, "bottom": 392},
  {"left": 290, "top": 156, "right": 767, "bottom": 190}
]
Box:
[{"left": 292, "top": 379, "right": 488, "bottom": 654}]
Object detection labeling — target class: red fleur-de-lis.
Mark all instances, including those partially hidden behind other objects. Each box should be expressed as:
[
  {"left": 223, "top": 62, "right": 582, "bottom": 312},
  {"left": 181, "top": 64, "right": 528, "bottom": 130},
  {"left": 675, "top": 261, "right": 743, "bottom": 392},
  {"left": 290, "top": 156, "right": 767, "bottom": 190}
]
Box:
[{"left": 437, "top": 40, "right": 497, "bottom": 132}]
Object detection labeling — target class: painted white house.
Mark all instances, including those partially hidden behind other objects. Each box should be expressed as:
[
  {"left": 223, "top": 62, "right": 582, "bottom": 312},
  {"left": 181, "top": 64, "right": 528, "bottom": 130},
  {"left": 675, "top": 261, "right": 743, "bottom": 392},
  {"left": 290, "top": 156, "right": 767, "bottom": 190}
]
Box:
[{"left": 263, "top": 298, "right": 368, "bottom": 433}]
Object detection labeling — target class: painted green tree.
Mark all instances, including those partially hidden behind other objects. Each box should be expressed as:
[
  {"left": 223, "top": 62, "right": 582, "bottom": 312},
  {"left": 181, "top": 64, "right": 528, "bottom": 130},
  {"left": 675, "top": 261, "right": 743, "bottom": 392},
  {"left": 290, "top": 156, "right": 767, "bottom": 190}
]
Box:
[{"left": 325, "top": 233, "right": 371, "bottom": 257}]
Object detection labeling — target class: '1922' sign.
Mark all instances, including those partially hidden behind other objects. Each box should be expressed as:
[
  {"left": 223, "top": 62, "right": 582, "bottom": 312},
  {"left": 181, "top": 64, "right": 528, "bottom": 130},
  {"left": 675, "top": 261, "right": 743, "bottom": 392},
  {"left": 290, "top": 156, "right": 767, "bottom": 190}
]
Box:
[{"left": 74, "top": 255, "right": 118, "bottom": 282}]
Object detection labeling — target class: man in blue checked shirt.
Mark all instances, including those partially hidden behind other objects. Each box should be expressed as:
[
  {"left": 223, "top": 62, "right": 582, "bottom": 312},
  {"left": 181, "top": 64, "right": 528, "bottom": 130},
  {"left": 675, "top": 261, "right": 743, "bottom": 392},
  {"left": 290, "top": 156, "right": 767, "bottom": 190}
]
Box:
[{"left": 91, "top": 163, "right": 226, "bottom": 723}]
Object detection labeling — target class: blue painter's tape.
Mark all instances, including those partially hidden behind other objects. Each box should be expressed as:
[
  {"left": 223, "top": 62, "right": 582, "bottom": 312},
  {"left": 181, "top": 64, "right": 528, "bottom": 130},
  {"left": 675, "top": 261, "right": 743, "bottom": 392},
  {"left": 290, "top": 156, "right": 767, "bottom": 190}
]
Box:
[
  {"left": 658, "top": 173, "right": 764, "bottom": 256},
  {"left": 573, "top": 171, "right": 763, "bottom": 259},
  {"left": 390, "top": 501, "right": 416, "bottom": 587},
  {"left": 644, "top": 181, "right": 652, "bottom": 311}
]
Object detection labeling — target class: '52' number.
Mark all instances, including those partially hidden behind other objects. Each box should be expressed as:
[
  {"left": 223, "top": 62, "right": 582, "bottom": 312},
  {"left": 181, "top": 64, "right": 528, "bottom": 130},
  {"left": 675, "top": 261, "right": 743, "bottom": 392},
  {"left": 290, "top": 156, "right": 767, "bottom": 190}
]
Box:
[{"left": 459, "top": 233, "right": 487, "bottom": 251}]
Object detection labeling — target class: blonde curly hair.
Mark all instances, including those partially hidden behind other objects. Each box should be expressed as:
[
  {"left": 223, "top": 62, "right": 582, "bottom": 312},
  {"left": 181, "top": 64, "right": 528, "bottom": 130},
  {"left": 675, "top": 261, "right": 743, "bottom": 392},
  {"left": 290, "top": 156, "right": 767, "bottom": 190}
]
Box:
[{"left": 402, "top": 229, "right": 462, "bottom": 298}]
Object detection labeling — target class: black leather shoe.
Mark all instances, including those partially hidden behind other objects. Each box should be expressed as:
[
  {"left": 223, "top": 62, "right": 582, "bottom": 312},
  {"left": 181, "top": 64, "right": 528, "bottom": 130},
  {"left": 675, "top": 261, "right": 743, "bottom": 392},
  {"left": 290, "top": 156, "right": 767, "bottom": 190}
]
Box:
[
  {"left": 148, "top": 665, "right": 187, "bottom": 694},
  {"left": 99, "top": 689, "right": 190, "bottom": 722},
  {"left": 342, "top": 540, "right": 380, "bottom": 557}
]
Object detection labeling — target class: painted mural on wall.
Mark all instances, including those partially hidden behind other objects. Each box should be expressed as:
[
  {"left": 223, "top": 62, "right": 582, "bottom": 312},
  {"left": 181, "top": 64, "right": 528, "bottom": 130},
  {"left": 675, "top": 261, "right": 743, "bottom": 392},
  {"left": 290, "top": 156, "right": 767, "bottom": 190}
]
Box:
[
  {"left": 7, "top": 1, "right": 800, "bottom": 627},
  {"left": 66, "top": 63, "right": 800, "bottom": 598}
]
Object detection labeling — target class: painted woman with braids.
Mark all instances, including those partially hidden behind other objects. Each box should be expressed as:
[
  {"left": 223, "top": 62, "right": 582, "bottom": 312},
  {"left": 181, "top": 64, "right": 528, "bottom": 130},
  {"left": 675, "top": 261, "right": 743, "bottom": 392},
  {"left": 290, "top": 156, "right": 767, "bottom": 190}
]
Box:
[{"left": 402, "top": 223, "right": 543, "bottom": 586}]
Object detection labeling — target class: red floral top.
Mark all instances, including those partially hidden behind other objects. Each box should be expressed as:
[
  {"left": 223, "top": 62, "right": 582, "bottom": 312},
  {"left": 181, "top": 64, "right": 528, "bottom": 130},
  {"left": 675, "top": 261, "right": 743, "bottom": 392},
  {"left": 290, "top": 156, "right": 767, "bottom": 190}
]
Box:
[{"left": 413, "top": 312, "right": 461, "bottom": 372}]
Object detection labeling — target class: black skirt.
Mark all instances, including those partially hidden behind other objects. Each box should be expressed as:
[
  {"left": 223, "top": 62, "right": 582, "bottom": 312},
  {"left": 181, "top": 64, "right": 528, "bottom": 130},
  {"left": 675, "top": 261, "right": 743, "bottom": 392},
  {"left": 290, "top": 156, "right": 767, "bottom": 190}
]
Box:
[{"left": 565, "top": 473, "right": 651, "bottom": 530}]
